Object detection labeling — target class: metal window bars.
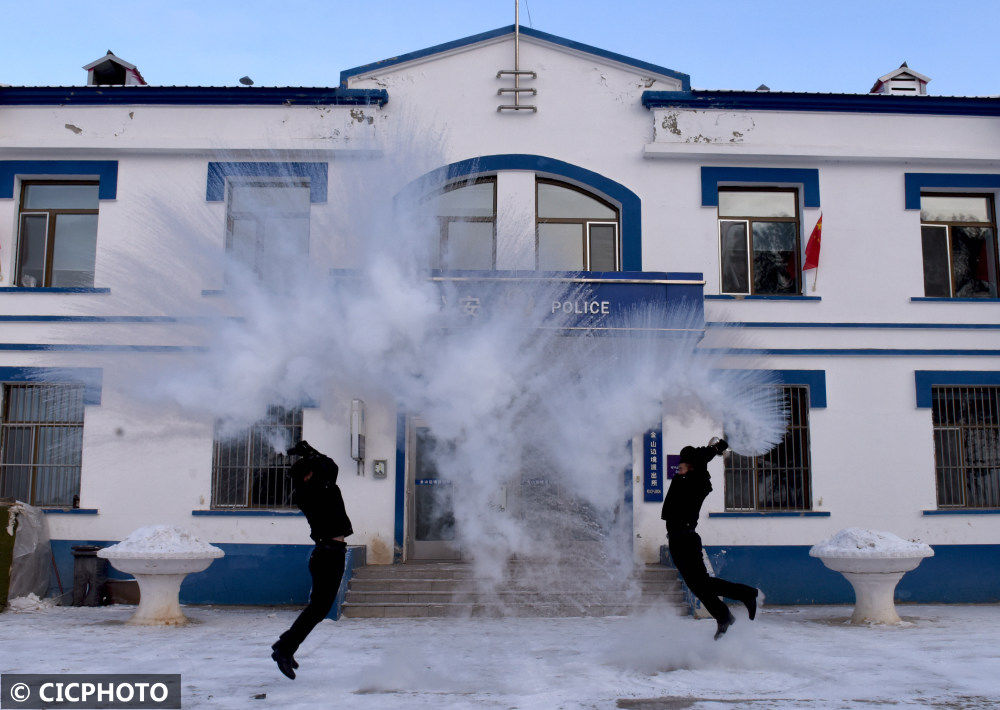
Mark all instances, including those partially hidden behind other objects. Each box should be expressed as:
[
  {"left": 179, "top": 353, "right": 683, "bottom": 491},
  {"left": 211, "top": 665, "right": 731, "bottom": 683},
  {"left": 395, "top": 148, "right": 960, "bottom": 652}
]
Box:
[
  {"left": 725, "top": 386, "right": 812, "bottom": 511},
  {"left": 932, "top": 385, "right": 1000, "bottom": 509},
  {"left": 0, "top": 383, "right": 85, "bottom": 507},
  {"left": 211, "top": 406, "right": 303, "bottom": 509},
  {"left": 497, "top": 5, "right": 536, "bottom": 112}
]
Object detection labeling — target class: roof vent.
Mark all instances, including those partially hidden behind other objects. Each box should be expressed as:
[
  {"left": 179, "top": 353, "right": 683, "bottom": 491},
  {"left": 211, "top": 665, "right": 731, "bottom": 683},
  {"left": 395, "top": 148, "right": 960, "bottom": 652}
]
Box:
[
  {"left": 870, "top": 62, "right": 929, "bottom": 95},
  {"left": 83, "top": 51, "right": 147, "bottom": 86},
  {"left": 756, "top": 84, "right": 770, "bottom": 92}
]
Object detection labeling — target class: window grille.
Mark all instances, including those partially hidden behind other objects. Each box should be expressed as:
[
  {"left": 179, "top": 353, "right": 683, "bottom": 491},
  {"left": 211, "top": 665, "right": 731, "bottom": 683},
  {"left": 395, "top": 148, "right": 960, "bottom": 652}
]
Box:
[
  {"left": 211, "top": 406, "right": 302, "bottom": 509},
  {"left": 932, "top": 385, "right": 1000, "bottom": 508},
  {"left": 725, "top": 385, "right": 811, "bottom": 511},
  {"left": 0, "top": 383, "right": 85, "bottom": 506}
]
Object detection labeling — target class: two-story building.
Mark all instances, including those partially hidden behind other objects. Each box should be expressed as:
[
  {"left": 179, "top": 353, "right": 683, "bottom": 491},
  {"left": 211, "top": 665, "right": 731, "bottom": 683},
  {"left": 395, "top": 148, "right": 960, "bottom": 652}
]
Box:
[{"left": 1, "top": 27, "right": 998, "bottom": 608}]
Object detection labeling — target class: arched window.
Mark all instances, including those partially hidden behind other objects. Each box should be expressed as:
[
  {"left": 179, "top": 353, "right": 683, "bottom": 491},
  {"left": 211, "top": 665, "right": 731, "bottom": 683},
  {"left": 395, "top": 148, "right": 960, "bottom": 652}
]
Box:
[
  {"left": 536, "top": 179, "right": 620, "bottom": 271},
  {"left": 430, "top": 178, "right": 496, "bottom": 270}
]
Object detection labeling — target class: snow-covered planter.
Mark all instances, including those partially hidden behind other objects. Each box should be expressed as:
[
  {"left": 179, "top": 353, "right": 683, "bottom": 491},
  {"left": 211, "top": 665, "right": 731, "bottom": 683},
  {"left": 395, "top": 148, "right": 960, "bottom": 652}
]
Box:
[
  {"left": 810, "top": 528, "right": 933, "bottom": 625},
  {"left": 98, "top": 526, "right": 224, "bottom": 626}
]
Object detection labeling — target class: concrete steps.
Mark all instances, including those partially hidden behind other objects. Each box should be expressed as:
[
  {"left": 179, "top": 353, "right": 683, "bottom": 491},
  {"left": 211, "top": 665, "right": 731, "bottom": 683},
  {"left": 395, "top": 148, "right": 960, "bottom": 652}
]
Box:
[{"left": 342, "top": 562, "right": 687, "bottom": 618}]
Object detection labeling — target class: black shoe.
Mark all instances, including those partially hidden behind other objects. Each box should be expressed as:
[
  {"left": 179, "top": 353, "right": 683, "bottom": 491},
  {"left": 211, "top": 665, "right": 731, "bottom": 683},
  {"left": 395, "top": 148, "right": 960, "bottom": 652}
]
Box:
[
  {"left": 714, "top": 611, "right": 736, "bottom": 640},
  {"left": 744, "top": 588, "right": 760, "bottom": 621},
  {"left": 292, "top": 658, "right": 299, "bottom": 669},
  {"left": 271, "top": 645, "right": 296, "bottom": 680}
]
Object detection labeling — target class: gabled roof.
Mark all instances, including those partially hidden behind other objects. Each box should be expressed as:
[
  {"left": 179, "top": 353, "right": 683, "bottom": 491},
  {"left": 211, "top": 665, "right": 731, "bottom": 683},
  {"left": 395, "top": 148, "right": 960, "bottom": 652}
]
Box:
[
  {"left": 869, "top": 62, "right": 930, "bottom": 94},
  {"left": 339, "top": 24, "right": 690, "bottom": 91},
  {"left": 82, "top": 50, "right": 138, "bottom": 72},
  {"left": 876, "top": 62, "right": 931, "bottom": 85}
]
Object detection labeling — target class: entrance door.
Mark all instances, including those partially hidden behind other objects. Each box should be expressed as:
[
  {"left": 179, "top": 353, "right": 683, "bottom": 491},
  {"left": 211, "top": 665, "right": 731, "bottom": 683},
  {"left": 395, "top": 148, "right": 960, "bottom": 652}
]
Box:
[{"left": 406, "top": 419, "right": 461, "bottom": 560}]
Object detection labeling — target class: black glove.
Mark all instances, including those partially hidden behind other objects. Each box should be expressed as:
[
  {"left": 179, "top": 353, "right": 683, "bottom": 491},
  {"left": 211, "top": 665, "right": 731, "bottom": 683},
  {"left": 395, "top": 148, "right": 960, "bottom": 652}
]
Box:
[{"left": 714, "top": 438, "right": 729, "bottom": 454}]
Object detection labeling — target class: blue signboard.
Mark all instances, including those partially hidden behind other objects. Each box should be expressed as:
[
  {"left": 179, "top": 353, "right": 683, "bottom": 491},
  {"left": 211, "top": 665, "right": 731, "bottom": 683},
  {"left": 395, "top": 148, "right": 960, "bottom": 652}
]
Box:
[
  {"left": 666, "top": 454, "right": 680, "bottom": 480},
  {"left": 643, "top": 428, "right": 663, "bottom": 502},
  {"left": 431, "top": 271, "right": 705, "bottom": 334}
]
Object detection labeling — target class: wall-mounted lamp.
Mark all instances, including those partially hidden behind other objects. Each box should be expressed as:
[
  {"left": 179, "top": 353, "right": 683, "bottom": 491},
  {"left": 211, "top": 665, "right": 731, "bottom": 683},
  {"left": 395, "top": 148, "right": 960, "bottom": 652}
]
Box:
[{"left": 350, "top": 399, "right": 366, "bottom": 476}]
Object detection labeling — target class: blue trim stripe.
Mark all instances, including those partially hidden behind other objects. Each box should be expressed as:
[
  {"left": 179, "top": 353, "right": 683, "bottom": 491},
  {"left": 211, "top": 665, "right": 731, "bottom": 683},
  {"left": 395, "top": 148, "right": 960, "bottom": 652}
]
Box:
[
  {"left": 923, "top": 509, "right": 1000, "bottom": 515},
  {"left": 0, "top": 86, "right": 388, "bottom": 107},
  {"left": 41, "top": 508, "right": 98, "bottom": 515},
  {"left": 0, "top": 344, "right": 205, "bottom": 352},
  {"left": 1, "top": 315, "right": 188, "bottom": 323},
  {"left": 707, "top": 321, "right": 1000, "bottom": 330},
  {"left": 192, "top": 509, "right": 304, "bottom": 517},
  {"left": 904, "top": 173, "right": 1000, "bottom": 210},
  {"left": 911, "top": 297, "right": 1000, "bottom": 303},
  {"left": 207, "top": 162, "right": 328, "bottom": 202},
  {"left": 642, "top": 90, "right": 1000, "bottom": 118},
  {"left": 914, "top": 370, "right": 1000, "bottom": 407},
  {"left": 0, "top": 367, "right": 102, "bottom": 404},
  {"left": 0, "top": 287, "right": 110, "bottom": 293},
  {"left": 394, "top": 411, "right": 406, "bottom": 561},
  {"left": 701, "top": 167, "right": 820, "bottom": 208},
  {"left": 705, "top": 348, "right": 1000, "bottom": 357},
  {"left": 708, "top": 511, "right": 830, "bottom": 517},
  {"left": 410, "top": 154, "right": 643, "bottom": 270},
  {"left": 705, "top": 294, "right": 821, "bottom": 301},
  {"left": 340, "top": 25, "right": 690, "bottom": 90},
  {"left": 1, "top": 161, "right": 118, "bottom": 200},
  {"left": 715, "top": 369, "right": 826, "bottom": 407}
]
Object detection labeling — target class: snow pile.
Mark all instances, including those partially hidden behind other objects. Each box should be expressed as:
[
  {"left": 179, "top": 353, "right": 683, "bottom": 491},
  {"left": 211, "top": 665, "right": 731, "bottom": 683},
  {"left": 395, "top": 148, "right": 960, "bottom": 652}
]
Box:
[
  {"left": 809, "top": 528, "right": 933, "bottom": 559},
  {"left": 97, "top": 525, "right": 223, "bottom": 560},
  {"left": 6, "top": 593, "right": 55, "bottom": 612}
]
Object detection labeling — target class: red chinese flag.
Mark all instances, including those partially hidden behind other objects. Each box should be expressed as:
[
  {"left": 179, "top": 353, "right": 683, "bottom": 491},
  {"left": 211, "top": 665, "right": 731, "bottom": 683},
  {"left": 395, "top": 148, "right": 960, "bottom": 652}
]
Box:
[{"left": 802, "top": 214, "right": 822, "bottom": 271}]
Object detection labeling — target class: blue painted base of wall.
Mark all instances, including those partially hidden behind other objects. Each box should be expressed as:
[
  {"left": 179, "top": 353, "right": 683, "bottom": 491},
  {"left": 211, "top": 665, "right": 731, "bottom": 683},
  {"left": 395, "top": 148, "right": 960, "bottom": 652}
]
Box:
[
  {"left": 661, "top": 544, "right": 1000, "bottom": 605},
  {"left": 50, "top": 540, "right": 366, "bottom": 620}
]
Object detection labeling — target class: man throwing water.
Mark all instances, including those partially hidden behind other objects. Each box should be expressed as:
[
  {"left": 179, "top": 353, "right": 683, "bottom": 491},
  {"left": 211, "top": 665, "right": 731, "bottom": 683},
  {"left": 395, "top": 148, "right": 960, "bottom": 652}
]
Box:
[
  {"left": 271, "top": 440, "right": 353, "bottom": 679},
  {"left": 662, "top": 437, "right": 760, "bottom": 639}
]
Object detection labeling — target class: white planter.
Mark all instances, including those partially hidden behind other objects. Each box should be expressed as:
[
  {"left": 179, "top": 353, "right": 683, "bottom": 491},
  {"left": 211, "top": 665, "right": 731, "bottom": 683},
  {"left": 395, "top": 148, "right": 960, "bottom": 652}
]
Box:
[
  {"left": 97, "top": 526, "right": 224, "bottom": 626},
  {"left": 810, "top": 528, "right": 934, "bottom": 625},
  {"left": 814, "top": 555, "right": 931, "bottom": 624},
  {"left": 101, "top": 556, "right": 220, "bottom": 625}
]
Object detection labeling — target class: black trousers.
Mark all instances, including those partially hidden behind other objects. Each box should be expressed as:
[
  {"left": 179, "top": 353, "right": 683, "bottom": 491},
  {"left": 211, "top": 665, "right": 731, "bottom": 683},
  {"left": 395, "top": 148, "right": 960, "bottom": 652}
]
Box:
[
  {"left": 276, "top": 540, "right": 347, "bottom": 655},
  {"left": 668, "top": 529, "right": 756, "bottom": 624}
]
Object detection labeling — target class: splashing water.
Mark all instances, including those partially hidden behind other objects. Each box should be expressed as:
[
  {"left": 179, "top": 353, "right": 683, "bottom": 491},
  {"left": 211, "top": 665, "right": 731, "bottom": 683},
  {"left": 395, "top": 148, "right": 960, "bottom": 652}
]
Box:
[{"left": 71, "top": 120, "right": 787, "bottom": 605}]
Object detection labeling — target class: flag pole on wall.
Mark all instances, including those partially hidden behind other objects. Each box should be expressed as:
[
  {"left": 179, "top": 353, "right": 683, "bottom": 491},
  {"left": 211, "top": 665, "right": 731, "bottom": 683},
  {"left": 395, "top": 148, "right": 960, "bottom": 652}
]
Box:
[{"left": 802, "top": 213, "right": 823, "bottom": 293}]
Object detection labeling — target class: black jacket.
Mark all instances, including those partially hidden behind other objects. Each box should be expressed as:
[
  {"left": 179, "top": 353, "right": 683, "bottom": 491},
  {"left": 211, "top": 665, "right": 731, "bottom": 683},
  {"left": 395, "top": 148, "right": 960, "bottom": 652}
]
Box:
[
  {"left": 661, "top": 444, "right": 723, "bottom": 534},
  {"left": 290, "top": 453, "right": 354, "bottom": 542}
]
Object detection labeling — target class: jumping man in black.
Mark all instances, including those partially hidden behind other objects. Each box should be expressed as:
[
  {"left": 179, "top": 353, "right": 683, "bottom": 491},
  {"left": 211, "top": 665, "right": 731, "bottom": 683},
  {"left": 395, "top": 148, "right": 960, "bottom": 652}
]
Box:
[
  {"left": 271, "top": 440, "right": 354, "bottom": 679},
  {"left": 662, "top": 437, "right": 760, "bottom": 639}
]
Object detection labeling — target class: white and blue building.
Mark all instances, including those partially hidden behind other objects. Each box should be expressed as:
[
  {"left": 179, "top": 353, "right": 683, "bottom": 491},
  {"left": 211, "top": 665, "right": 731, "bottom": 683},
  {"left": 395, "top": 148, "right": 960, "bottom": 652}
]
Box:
[{"left": 1, "top": 27, "right": 999, "bottom": 608}]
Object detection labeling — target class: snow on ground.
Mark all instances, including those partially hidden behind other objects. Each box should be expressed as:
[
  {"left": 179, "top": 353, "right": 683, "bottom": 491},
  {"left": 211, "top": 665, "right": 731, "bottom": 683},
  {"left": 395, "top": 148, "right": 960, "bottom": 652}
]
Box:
[{"left": 4, "top": 603, "right": 1000, "bottom": 709}]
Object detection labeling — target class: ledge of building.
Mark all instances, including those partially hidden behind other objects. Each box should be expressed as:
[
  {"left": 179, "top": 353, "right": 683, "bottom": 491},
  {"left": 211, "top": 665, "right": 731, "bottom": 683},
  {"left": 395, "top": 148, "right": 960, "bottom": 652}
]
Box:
[
  {"left": 922, "top": 509, "right": 1000, "bottom": 516},
  {"left": 42, "top": 508, "right": 99, "bottom": 515},
  {"left": 0, "top": 287, "right": 110, "bottom": 294},
  {"left": 705, "top": 294, "right": 821, "bottom": 301},
  {"left": 191, "top": 509, "right": 304, "bottom": 517},
  {"left": 708, "top": 511, "right": 831, "bottom": 518},
  {"left": 911, "top": 297, "right": 1000, "bottom": 303}
]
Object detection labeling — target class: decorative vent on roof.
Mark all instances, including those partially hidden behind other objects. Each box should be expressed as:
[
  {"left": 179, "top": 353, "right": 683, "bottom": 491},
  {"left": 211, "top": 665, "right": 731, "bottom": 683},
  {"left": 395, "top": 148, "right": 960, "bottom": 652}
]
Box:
[
  {"left": 497, "top": 7, "right": 536, "bottom": 113},
  {"left": 83, "top": 51, "right": 147, "bottom": 86},
  {"left": 870, "top": 62, "right": 929, "bottom": 95}
]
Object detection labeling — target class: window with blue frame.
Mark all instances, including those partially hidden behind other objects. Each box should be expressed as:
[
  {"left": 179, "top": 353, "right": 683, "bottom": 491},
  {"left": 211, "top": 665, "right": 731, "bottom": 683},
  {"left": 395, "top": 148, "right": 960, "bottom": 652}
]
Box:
[
  {"left": 920, "top": 193, "right": 998, "bottom": 298},
  {"left": 932, "top": 385, "right": 1000, "bottom": 509},
  {"left": 225, "top": 179, "right": 311, "bottom": 282},
  {"left": 211, "top": 406, "right": 303, "bottom": 509},
  {"left": 15, "top": 181, "right": 100, "bottom": 288},
  {"left": 536, "top": 179, "right": 619, "bottom": 271},
  {"left": 429, "top": 178, "right": 496, "bottom": 270},
  {"left": 718, "top": 188, "right": 801, "bottom": 295},
  {"left": 0, "top": 383, "right": 85, "bottom": 507},
  {"left": 725, "top": 385, "right": 812, "bottom": 511}
]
